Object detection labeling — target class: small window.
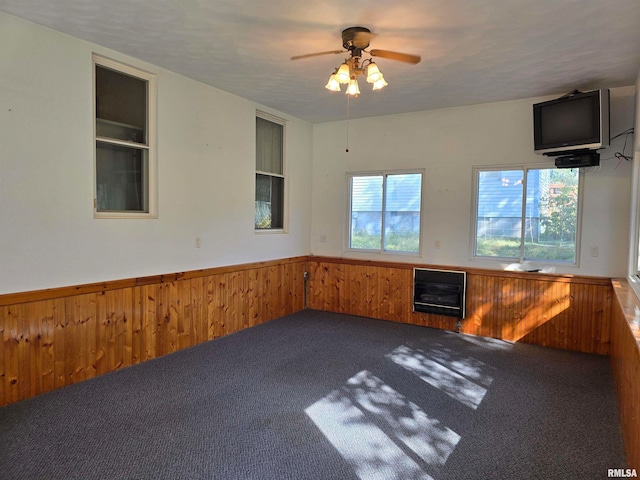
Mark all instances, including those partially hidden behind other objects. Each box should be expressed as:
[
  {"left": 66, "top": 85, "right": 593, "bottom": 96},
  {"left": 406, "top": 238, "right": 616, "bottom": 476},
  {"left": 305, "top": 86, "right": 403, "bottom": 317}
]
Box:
[
  {"left": 255, "top": 113, "right": 286, "bottom": 230},
  {"left": 472, "top": 165, "right": 582, "bottom": 264},
  {"left": 93, "top": 55, "right": 156, "bottom": 218},
  {"left": 348, "top": 171, "right": 423, "bottom": 254}
]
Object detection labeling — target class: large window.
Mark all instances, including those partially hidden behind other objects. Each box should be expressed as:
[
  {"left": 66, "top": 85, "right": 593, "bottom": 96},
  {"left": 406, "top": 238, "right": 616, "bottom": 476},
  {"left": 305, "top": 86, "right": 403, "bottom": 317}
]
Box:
[
  {"left": 472, "top": 166, "right": 582, "bottom": 264},
  {"left": 255, "top": 113, "right": 286, "bottom": 230},
  {"left": 348, "top": 171, "right": 423, "bottom": 254},
  {"left": 94, "top": 55, "right": 156, "bottom": 218}
]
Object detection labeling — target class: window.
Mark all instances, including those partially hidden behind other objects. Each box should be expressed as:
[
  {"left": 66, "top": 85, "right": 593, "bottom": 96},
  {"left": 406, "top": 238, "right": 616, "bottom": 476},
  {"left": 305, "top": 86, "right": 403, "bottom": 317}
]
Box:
[
  {"left": 255, "top": 113, "right": 286, "bottom": 230},
  {"left": 93, "top": 55, "right": 156, "bottom": 218},
  {"left": 472, "top": 165, "right": 582, "bottom": 264},
  {"left": 348, "top": 171, "right": 423, "bottom": 254}
]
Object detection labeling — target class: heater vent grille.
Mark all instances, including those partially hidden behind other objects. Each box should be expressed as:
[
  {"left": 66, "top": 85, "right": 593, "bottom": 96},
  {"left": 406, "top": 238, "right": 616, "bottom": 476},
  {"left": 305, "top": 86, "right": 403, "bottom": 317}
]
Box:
[{"left": 413, "top": 268, "right": 466, "bottom": 318}]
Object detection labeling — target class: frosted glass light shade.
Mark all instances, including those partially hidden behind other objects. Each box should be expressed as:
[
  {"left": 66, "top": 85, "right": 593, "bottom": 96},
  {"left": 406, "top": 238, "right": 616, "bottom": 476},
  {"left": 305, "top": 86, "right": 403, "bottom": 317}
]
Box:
[
  {"left": 336, "top": 63, "right": 351, "bottom": 84},
  {"left": 346, "top": 78, "right": 361, "bottom": 96},
  {"left": 366, "top": 63, "right": 383, "bottom": 83},
  {"left": 325, "top": 74, "right": 341, "bottom": 92},
  {"left": 372, "top": 77, "right": 388, "bottom": 91}
]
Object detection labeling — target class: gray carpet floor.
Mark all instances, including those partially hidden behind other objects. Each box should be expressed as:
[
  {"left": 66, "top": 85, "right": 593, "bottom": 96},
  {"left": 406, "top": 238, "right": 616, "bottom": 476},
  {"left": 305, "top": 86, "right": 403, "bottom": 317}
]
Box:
[{"left": 0, "top": 309, "right": 627, "bottom": 479}]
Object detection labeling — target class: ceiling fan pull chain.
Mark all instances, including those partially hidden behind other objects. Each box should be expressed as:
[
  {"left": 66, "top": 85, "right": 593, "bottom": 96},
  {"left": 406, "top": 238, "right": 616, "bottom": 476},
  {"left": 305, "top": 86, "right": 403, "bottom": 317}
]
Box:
[{"left": 346, "top": 95, "right": 350, "bottom": 153}]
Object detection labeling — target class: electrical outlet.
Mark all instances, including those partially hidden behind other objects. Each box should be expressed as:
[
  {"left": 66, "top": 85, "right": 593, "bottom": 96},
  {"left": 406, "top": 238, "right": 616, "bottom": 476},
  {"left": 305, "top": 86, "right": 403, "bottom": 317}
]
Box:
[
  {"left": 434, "top": 240, "right": 441, "bottom": 249},
  {"left": 590, "top": 246, "right": 598, "bottom": 257},
  {"left": 195, "top": 236, "right": 201, "bottom": 248}
]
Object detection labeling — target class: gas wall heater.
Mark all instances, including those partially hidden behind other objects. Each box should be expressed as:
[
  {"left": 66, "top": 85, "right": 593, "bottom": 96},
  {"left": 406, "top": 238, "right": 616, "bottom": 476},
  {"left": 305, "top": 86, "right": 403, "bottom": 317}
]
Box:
[{"left": 413, "top": 268, "right": 467, "bottom": 319}]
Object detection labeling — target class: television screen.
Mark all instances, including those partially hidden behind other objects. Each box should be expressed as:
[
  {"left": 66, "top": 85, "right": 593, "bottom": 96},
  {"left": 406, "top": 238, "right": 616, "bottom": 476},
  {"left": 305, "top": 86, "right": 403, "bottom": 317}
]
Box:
[{"left": 533, "top": 89, "right": 609, "bottom": 155}]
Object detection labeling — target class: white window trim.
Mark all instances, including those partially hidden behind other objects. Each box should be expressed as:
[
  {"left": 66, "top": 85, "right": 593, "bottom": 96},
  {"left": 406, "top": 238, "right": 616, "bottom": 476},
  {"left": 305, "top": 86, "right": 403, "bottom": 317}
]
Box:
[
  {"left": 255, "top": 110, "right": 288, "bottom": 233},
  {"left": 469, "top": 163, "right": 584, "bottom": 266},
  {"left": 93, "top": 54, "right": 158, "bottom": 219},
  {"left": 625, "top": 75, "right": 640, "bottom": 298},
  {"left": 628, "top": 168, "right": 640, "bottom": 294},
  {"left": 345, "top": 169, "right": 425, "bottom": 256}
]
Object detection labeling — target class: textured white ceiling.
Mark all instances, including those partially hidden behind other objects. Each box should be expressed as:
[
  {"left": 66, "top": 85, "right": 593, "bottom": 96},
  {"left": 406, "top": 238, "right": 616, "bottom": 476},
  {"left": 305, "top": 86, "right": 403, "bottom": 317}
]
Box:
[{"left": 1, "top": 0, "right": 639, "bottom": 122}]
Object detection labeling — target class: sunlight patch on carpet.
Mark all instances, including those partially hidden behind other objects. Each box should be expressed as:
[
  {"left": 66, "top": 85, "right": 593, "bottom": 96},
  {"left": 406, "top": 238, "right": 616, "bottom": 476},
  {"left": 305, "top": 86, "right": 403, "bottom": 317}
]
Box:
[
  {"left": 305, "top": 370, "right": 460, "bottom": 480},
  {"left": 387, "top": 345, "right": 491, "bottom": 409}
]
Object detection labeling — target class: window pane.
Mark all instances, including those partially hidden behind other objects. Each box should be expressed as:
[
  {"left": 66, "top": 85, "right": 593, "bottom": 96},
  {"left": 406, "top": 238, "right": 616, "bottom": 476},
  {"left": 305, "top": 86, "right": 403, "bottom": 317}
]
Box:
[
  {"left": 95, "top": 65, "right": 147, "bottom": 143},
  {"left": 96, "top": 142, "right": 148, "bottom": 212},
  {"left": 526, "top": 168, "right": 578, "bottom": 262},
  {"left": 474, "top": 167, "right": 580, "bottom": 263},
  {"left": 475, "top": 169, "right": 524, "bottom": 258},
  {"left": 255, "top": 174, "right": 284, "bottom": 229},
  {"left": 256, "top": 117, "right": 283, "bottom": 174},
  {"left": 350, "top": 176, "right": 383, "bottom": 250},
  {"left": 384, "top": 173, "right": 422, "bottom": 253}
]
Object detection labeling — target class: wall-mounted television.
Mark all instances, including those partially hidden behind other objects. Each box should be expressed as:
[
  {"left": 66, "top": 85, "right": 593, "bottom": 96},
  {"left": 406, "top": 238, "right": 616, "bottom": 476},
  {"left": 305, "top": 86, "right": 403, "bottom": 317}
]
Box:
[{"left": 533, "top": 89, "right": 609, "bottom": 155}]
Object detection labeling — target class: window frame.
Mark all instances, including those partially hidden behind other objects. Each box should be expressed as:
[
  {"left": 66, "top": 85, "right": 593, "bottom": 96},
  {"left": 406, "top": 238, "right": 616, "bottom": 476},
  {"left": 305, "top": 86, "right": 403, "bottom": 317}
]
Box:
[
  {"left": 627, "top": 139, "right": 640, "bottom": 296},
  {"left": 470, "top": 163, "right": 584, "bottom": 266},
  {"left": 93, "top": 54, "right": 157, "bottom": 219},
  {"left": 345, "top": 169, "right": 424, "bottom": 256},
  {"left": 255, "top": 110, "right": 287, "bottom": 233}
]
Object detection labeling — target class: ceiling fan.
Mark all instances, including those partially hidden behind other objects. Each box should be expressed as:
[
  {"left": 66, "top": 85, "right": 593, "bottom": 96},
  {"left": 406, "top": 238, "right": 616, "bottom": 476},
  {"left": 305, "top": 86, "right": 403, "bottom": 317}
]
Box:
[{"left": 291, "top": 26, "right": 421, "bottom": 96}]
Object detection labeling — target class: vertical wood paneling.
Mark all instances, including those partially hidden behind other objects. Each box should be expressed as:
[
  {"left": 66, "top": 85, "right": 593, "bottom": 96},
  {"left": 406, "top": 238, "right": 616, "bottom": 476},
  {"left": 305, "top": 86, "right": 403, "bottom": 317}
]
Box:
[
  {"left": 60, "top": 293, "right": 96, "bottom": 390},
  {"left": 166, "top": 281, "right": 180, "bottom": 355},
  {"left": 31, "top": 299, "right": 58, "bottom": 397},
  {"left": 306, "top": 258, "right": 612, "bottom": 354},
  {"left": 0, "top": 307, "right": 4, "bottom": 405},
  {"left": 247, "top": 268, "right": 260, "bottom": 328},
  {"left": 346, "top": 265, "right": 360, "bottom": 316},
  {"left": 155, "top": 281, "right": 178, "bottom": 357},
  {"left": 131, "top": 287, "right": 143, "bottom": 365},
  {"left": 377, "top": 267, "right": 391, "bottom": 319},
  {"left": 140, "top": 284, "right": 158, "bottom": 362},
  {"left": 329, "top": 263, "right": 342, "bottom": 313},
  {"left": 190, "top": 278, "right": 208, "bottom": 346},
  {"left": 11, "top": 305, "right": 31, "bottom": 399},
  {"left": 177, "top": 280, "right": 192, "bottom": 351},
  {"left": 610, "top": 279, "right": 640, "bottom": 470},
  {"left": 16, "top": 304, "right": 30, "bottom": 401},
  {"left": 94, "top": 292, "right": 107, "bottom": 376},
  {"left": 208, "top": 274, "right": 225, "bottom": 340},
  {"left": 227, "top": 272, "right": 241, "bottom": 334},
  {"left": 0, "top": 258, "right": 306, "bottom": 407},
  {"left": 3, "top": 305, "right": 20, "bottom": 404},
  {"left": 573, "top": 282, "right": 584, "bottom": 351},
  {"left": 391, "top": 268, "right": 408, "bottom": 322}
]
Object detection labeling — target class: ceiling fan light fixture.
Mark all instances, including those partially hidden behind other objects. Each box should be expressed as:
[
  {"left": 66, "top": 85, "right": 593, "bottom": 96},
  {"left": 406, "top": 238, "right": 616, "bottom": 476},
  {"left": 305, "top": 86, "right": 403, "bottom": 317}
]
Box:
[
  {"left": 336, "top": 63, "right": 351, "bottom": 84},
  {"left": 346, "top": 77, "right": 360, "bottom": 96},
  {"left": 372, "top": 77, "right": 388, "bottom": 91},
  {"left": 366, "top": 62, "right": 383, "bottom": 83},
  {"left": 290, "top": 27, "right": 420, "bottom": 99},
  {"left": 325, "top": 72, "right": 341, "bottom": 92}
]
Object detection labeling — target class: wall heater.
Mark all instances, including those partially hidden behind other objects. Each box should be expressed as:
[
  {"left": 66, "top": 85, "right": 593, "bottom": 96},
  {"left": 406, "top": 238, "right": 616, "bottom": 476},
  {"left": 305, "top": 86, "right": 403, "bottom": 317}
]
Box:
[{"left": 413, "top": 268, "right": 467, "bottom": 319}]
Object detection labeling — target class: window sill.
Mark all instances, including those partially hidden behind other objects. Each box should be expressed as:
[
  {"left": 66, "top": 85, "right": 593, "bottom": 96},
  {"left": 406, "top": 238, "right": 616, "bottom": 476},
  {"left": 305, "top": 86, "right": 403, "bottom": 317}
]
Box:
[
  {"left": 344, "top": 249, "right": 421, "bottom": 258},
  {"left": 94, "top": 212, "right": 157, "bottom": 219},
  {"left": 255, "top": 229, "right": 287, "bottom": 235}
]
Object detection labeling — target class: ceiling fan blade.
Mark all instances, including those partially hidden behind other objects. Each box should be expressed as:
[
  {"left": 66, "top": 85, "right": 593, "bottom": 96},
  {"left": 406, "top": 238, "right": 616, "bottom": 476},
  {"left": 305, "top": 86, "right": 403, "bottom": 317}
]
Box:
[
  {"left": 290, "top": 50, "right": 344, "bottom": 60},
  {"left": 369, "top": 49, "right": 421, "bottom": 64}
]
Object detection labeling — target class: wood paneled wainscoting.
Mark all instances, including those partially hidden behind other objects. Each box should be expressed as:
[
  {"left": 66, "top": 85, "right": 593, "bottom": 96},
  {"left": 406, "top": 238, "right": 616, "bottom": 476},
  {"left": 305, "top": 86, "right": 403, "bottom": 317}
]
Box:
[
  {"left": 0, "top": 257, "right": 306, "bottom": 407},
  {"left": 610, "top": 279, "right": 640, "bottom": 470},
  {"left": 307, "top": 257, "right": 612, "bottom": 355}
]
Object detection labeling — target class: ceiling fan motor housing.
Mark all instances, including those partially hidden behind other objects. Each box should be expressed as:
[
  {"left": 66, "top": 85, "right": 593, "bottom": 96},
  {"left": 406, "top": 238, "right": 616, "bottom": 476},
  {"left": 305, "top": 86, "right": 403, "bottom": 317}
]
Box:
[{"left": 342, "top": 26, "right": 371, "bottom": 56}]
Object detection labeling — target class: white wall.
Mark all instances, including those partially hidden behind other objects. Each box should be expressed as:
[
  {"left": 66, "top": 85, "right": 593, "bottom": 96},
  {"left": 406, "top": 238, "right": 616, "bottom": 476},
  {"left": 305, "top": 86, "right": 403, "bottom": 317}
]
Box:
[
  {"left": 1, "top": 11, "right": 635, "bottom": 295},
  {"left": 0, "top": 12, "right": 313, "bottom": 294},
  {"left": 310, "top": 87, "right": 636, "bottom": 277}
]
